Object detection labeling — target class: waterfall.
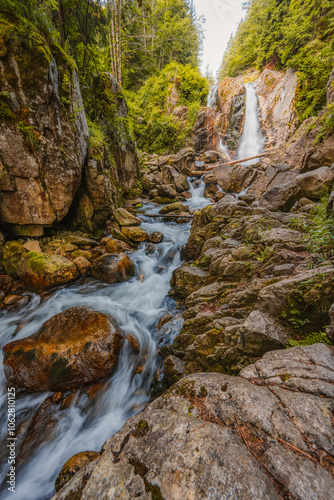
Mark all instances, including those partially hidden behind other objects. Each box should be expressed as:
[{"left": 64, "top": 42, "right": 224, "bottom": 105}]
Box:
[
  {"left": 218, "top": 136, "right": 230, "bottom": 160},
  {"left": 236, "top": 83, "right": 265, "bottom": 165},
  {"left": 206, "top": 84, "right": 219, "bottom": 108}
]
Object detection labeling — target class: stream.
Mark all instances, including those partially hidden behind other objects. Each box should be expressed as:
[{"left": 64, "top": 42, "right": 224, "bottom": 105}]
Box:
[{"left": 0, "top": 178, "right": 211, "bottom": 500}]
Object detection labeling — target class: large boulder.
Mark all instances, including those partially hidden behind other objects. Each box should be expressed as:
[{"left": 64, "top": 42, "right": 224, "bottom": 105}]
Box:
[
  {"left": 0, "top": 13, "right": 88, "bottom": 230},
  {"left": 259, "top": 181, "right": 300, "bottom": 211},
  {"left": 3, "top": 307, "right": 125, "bottom": 391},
  {"left": 16, "top": 252, "right": 79, "bottom": 292},
  {"left": 2, "top": 241, "right": 27, "bottom": 277},
  {"left": 295, "top": 166, "right": 334, "bottom": 199},
  {"left": 52, "top": 344, "right": 334, "bottom": 500},
  {"left": 238, "top": 310, "right": 290, "bottom": 355},
  {"left": 91, "top": 253, "right": 135, "bottom": 284}
]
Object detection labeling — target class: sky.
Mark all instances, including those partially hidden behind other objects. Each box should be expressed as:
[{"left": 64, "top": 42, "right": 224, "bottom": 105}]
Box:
[{"left": 192, "top": 0, "right": 246, "bottom": 77}]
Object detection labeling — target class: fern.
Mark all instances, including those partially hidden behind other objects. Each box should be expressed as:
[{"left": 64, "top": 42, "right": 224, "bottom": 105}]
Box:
[{"left": 288, "top": 331, "right": 333, "bottom": 348}]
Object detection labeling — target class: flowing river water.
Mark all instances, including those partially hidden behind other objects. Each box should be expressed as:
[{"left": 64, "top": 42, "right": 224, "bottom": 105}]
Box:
[{"left": 0, "top": 178, "right": 211, "bottom": 500}]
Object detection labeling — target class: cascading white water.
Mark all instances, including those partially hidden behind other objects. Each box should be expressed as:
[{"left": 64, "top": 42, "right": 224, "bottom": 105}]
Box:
[
  {"left": 206, "top": 84, "right": 219, "bottom": 108},
  {"left": 237, "top": 83, "right": 265, "bottom": 165},
  {"left": 0, "top": 181, "right": 210, "bottom": 500},
  {"left": 218, "top": 136, "right": 231, "bottom": 160}
]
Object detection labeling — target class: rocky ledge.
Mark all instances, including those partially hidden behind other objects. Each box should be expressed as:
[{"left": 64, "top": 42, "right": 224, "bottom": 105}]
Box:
[{"left": 52, "top": 343, "right": 334, "bottom": 500}]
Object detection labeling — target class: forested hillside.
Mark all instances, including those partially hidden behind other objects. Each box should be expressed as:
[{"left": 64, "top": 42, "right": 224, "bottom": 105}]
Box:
[
  {"left": 220, "top": 0, "right": 334, "bottom": 120},
  {"left": 0, "top": 0, "right": 206, "bottom": 153}
]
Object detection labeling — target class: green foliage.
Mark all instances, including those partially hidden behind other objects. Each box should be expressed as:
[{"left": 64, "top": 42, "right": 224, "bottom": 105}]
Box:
[
  {"left": 295, "top": 195, "right": 334, "bottom": 260},
  {"left": 288, "top": 331, "right": 333, "bottom": 347},
  {"left": 17, "top": 121, "right": 39, "bottom": 152},
  {"left": 127, "top": 62, "right": 208, "bottom": 154},
  {"left": 219, "top": 0, "right": 334, "bottom": 120}
]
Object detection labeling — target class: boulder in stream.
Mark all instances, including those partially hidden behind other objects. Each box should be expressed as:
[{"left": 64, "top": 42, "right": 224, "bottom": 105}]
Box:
[
  {"left": 3, "top": 307, "right": 126, "bottom": 391},
  {"left": 91, "top": 253, "right": 135, "bottom": 284}
]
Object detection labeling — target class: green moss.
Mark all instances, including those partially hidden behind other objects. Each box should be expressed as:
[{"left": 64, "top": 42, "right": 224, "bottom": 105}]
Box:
[
  {"left": 23, "top": 348, "right": 36, "bottom": 362},
  {"left": 50, "top": 357, "right": 71, "bottom": 385},
  {"left": 132, "top": 419, "right": 149, "bottom": 438}
]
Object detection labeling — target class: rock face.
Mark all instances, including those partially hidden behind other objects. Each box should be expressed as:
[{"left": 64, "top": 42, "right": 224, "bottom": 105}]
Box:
[
  {"left": 16, "top": 252, "right": 79, "bottom": 292},
  {"left": 193, "top": 109, "right": 219, "bottom": 152},
  {"left": 216, "top": 75, "right": 245, "bottom": 153},
  {"left": 86, "top": 73, "right": 139, "bottom": 196},
  {"left": 52, "top": 344, "right": 334, "bottom": 500},
  {"left": 0, "top": 14, "right": 89, "bottom": 230},
  {"left": 3, "top": 307, "right": 125, "bottom": 391},
  {"left": 91, "top": 253, "right": 135, "bottom": 284},
  {"left": 254, "top": 69, "right": 298, "bottom": 150}
]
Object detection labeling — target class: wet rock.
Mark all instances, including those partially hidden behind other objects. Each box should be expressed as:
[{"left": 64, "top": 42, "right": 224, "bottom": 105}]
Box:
[
  {"left": 148, "top": 231, "right": 164, "bottom": 244},
  {"left": 55, "top": 451, "right": 100, "bottom": 492},
  {"left": 3, "top": 307, "right": 125, "bottom": 391},
  {"left": 52, "top": 344, "right": 334, "bottom": 500},
  {"left": 121, "top": 226, "right": 149, "bottom": 242},
  {"left": 73, "top": 256, "right": 91, "bottom": 275},
  {"left": 91, "top": 253, "right": 135, "bottom": 284},
  {"left": 159, "top": 202, "right": 188, "bottom": 214},
  {"left": 16, "top": 252, "right": 79, "bottom": 292},
  {"left": 105, "top": 238, "right": 132, "bottom": 253},
  {"left": 158, "top": 184, "right": 177, "bottom": 199},
  {"left": 238, "top": 310, "right": 290, "bottom": 355},
  {"left": 3, "top": 294, "right": 22, "bottom": 306},
  {"left": 295, "top": 166, "right": 334, "bottom": 199},
  {"left": 113, "top": 208, "right": 140, "bottom": 227},
  {"left": 152, "top": 196, "right": 178, "bottom": 205},
  {"left": 193, "top": 108, "right": 220, "bottom": 153}
]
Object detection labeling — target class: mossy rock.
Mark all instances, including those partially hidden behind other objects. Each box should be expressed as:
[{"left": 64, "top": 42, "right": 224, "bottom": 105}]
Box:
[
  {"left": 16, "top": 251, "right": 79, "bottom": 292},
  {"left": 55, "top": 451, "right": 100, "bottom": 492}
]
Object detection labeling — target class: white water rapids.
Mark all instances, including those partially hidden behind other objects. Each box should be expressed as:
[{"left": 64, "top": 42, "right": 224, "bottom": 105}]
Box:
[
  {"left": 0, "top": 179, "right": 210, "bottom": 500},
  {"left": 237, "top": 83, "right": 265, "bottom": 165}
]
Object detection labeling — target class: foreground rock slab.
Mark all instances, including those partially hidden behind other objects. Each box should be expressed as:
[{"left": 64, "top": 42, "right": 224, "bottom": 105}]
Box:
[
  {"left": 3, "top": 307, "right": 125, "bottom": 391},
  {"left": 52, "top": 344, "right": 334, "bottom": 500}
]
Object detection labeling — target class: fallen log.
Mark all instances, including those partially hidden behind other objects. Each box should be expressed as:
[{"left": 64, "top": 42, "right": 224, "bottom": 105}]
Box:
[
  {"left": 206, "top": 153, "right": 265, "bottom": 170},
  {"left": 189, "top": 153, "right": 266, "bottom": 176}
]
